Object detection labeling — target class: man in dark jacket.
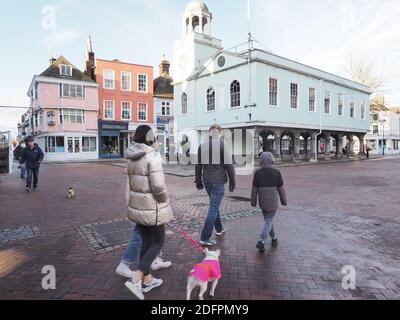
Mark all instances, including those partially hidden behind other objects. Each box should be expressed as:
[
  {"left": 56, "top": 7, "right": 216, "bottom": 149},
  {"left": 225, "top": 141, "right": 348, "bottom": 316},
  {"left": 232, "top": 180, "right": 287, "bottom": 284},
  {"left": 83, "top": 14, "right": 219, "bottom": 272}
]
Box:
[
  {"left": 20, "top": 136, "right": 44, "bottom": 192},
  {"left": 195, "top": 125, "right": 236, "bottom": 246},
  {"left": 251, "top": 152, "right": 287, "bottom": 252}
]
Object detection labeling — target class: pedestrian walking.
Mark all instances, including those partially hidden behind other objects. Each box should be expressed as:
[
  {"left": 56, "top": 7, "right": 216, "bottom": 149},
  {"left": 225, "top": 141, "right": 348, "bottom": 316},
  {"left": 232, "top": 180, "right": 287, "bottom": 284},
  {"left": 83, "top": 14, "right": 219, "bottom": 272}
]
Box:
[
  {"left": 366, "top": 145, "right": 371, "bottom": 159},
  {"left": 123, "top": 125, "right": 174, "bottom": 300},
  {"left": 19, "top": 137, "right": 44, "bottom": 192},
  {"left": 195, "top": 124, "right": 236, "bottom": 247},
  {"left": 14, "top": 140, "right": 26, "bottom": 179},
  {"left": 251, "top": 152, "right": 288, "bottom": 252}
]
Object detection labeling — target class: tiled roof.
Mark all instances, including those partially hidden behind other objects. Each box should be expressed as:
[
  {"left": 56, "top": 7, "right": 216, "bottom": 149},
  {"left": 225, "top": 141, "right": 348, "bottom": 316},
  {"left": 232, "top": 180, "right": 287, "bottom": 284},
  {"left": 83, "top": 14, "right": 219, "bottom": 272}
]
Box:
[{"left": 40, "top": 55, "right": 95, "bottom": 83}]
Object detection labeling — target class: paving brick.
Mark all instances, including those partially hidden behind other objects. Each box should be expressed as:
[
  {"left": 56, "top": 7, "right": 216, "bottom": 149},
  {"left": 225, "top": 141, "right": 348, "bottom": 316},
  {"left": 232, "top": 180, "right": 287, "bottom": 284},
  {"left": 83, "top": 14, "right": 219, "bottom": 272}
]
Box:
[{"left": 0, "top": 159, "right": 399, "bottom": 300}]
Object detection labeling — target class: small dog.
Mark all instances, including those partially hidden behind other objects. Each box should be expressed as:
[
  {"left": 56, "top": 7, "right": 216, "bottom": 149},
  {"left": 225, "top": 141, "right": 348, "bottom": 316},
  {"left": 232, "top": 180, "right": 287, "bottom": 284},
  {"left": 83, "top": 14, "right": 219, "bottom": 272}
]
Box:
[
  {"left": 187, "top": 248, "right": 221, "bottom": 300},
  {"left": 67, "top": 187, "right": 75, "bottom": 199}
]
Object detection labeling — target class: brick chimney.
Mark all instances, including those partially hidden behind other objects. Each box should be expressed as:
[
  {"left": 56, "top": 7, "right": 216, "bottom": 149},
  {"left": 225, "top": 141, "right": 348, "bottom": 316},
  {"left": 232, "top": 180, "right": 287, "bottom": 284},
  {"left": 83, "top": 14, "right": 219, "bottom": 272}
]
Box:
[
  {"left": 159, "top": 55, "right": 170, "bottom": 77},
  {"left": 85, "top": 36, "right": 96, "bottom": 81},
  {"left": 49, "top": 57, "right": 57, "bottom": 66}
]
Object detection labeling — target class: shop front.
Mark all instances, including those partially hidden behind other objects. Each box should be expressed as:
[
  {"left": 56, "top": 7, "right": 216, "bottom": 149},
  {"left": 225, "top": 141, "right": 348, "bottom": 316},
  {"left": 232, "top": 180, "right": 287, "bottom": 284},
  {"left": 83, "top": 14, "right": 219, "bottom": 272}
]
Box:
[{"left": 99, "top": 120, "right": 129, "bottom": 159}]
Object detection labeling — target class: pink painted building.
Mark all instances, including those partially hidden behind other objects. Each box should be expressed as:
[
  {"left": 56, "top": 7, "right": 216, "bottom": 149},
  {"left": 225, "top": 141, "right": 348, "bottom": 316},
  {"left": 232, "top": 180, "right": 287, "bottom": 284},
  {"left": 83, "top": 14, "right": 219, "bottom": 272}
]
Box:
[{"left": 26, "top": 56, "right": 99, "bottom": 161}]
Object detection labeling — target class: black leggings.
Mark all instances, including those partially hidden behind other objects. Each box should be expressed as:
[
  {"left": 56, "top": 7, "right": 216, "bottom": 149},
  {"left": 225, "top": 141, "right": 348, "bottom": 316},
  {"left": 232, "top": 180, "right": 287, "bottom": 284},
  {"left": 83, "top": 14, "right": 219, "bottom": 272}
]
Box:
[{"left": 137, "top": 224, "right": 165, "bottom": 276}]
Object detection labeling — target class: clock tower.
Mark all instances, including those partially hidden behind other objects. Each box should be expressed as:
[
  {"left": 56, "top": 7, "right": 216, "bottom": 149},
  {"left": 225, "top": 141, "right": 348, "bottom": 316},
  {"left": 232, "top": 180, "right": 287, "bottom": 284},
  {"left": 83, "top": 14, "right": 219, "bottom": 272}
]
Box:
[{"left": 173, "top": 0, "right": 222, "bottom": 83}]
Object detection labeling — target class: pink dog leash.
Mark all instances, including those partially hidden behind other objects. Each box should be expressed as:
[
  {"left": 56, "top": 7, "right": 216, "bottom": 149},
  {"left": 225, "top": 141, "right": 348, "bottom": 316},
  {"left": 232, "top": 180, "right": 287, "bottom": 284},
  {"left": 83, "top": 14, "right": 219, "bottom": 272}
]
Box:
[{"left": 169, "top": 222, "right": 206, "bottom": 254}]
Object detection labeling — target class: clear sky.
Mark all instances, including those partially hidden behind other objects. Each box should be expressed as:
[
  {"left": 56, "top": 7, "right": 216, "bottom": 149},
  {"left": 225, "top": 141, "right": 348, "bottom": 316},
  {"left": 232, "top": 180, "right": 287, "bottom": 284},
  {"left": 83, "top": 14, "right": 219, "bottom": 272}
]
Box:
[{"left": 0, "top": 0, "right": 399, "bottom": 109}]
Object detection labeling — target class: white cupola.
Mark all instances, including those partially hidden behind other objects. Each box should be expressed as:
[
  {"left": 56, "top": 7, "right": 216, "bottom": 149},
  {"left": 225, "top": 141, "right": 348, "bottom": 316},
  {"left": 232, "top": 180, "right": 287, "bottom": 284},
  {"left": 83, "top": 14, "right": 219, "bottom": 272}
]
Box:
[{"left": 182, "top": 0, "right": 212, "bottom": 36}]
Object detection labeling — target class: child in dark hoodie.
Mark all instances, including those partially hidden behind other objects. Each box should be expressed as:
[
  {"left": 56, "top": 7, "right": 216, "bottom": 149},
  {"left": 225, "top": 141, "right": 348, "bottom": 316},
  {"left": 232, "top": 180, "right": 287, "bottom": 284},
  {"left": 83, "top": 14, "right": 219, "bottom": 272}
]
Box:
[{"left": 251, "top": 152, "right": 288, "bottom": 252}]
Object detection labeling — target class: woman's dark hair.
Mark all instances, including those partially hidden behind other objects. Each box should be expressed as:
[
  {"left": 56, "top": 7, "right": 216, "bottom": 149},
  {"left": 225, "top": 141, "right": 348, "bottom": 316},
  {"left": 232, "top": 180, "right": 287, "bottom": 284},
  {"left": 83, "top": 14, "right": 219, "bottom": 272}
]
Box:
[{"left": 133, "top": 125, "right": 156, "bottom": 146}]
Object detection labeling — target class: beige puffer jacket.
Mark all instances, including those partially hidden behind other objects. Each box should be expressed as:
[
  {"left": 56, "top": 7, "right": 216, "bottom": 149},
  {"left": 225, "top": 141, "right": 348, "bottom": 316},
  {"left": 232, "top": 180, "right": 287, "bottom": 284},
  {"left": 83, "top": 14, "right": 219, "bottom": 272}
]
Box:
[{"left": 125, "top": 142, "right": 174, "bottom": 226}]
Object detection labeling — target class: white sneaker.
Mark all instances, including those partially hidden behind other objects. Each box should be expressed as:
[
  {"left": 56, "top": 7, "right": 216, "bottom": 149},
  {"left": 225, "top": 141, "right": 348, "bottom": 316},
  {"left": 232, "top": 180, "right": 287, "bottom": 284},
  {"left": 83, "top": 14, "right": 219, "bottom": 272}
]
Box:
[
  {"left": 142, "top": 277, "right": 163, "bottom": 293},
  {"left": 125, "top": 279, "right": 144, "bottom": 300},
  {"left": 116, "top": 262, "right": 135, "bottom": 279},
  {"left": 151, "top": 257, "right": 172, "bottom": 271},
  {"left": 215, "top": 229, "right": 226, "bottom": 236}
]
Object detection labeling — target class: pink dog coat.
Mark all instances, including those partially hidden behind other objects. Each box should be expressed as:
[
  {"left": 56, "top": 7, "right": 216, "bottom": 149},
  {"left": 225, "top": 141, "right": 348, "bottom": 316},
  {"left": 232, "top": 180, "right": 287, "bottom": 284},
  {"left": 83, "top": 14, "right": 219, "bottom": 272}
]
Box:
[{"left": 190, "top": 259, "right": 221, "bottom": 282}]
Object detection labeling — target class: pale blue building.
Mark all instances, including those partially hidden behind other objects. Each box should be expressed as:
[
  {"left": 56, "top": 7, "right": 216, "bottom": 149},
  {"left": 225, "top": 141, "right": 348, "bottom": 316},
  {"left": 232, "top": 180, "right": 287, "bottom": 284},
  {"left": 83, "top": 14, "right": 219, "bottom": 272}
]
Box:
[{"left": 173, "top": 0, "right": 372, "bottom": 160}]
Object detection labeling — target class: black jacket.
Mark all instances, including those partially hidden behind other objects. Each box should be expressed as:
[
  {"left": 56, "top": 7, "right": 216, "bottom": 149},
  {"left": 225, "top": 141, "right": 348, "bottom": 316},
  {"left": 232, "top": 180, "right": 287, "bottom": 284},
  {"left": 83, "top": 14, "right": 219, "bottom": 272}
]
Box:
[
  {"left": 14, "top": 145, "right": 24, "bottom": 161},
  {"left": 195, "top": 138, "right": 235, "bottom": 186},
  {"left": 20, "top": 145, "right": 44, "bottom": 169}
]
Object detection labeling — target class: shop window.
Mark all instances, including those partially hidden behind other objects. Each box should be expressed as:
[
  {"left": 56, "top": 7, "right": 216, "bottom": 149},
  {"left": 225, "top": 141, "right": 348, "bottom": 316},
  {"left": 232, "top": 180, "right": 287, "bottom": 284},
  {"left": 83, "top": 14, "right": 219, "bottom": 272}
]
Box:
[
  {"left": 45, "top": 136, "right": 65, "bottom": 153},
  {"left": 101, "top": 136, "right": 119, "bottom": 156}
]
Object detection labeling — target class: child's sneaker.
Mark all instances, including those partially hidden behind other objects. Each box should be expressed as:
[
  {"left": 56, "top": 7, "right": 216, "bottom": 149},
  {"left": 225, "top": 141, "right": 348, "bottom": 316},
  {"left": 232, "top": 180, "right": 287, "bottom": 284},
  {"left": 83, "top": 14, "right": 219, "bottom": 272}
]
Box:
[
  {"left": 271, "top": 238, "right": 278, "bottom": 247},
  {"left": 256, "top": 240, "right": 265, "bottom": 252},
  {"left": 142, "top": 277, "right": 163, "bottom": 293}
]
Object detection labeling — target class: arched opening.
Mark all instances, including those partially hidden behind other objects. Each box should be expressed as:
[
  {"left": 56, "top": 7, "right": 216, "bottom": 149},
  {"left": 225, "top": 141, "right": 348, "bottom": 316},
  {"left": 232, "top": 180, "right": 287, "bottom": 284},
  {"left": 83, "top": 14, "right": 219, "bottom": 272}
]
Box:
[
  {"left": 202, "top": 16, "right": 208, "bottom": 33},
  {"left": 299, "top": 132, "right": 312, "bottom": 156},
  {"left": 192, "top": 16, "right": 200, "bottom": 32},
  {"left": 353, "top": 136, "right": 361, "bottom": 154},
  {"left": 259, "top": 130, "right": 275, "bottom": 156},
  {"left": 280, "top": 131, "right": 295, "bottom": 159},
  {"left": 330, "top": 134, "right": 339, "bottom": 157},
  {"left": 342, "top": 134, "right": 352, "bottom": 157},
  {"left": 316, "top": 135, "right": 332, "bottom": 156}
]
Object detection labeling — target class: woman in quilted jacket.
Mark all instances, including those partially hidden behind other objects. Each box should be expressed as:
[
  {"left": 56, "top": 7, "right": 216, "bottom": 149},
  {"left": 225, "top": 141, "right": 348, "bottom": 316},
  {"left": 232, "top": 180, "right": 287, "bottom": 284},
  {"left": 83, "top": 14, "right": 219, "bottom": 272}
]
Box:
[{"left": 124, "top": 125, "right": 174, "bottom": 300}]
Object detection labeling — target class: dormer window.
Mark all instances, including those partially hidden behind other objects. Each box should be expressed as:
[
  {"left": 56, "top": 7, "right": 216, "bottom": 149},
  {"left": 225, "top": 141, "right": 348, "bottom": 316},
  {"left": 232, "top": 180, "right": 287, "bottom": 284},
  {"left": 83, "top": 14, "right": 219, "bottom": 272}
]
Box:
[{"left": 60, "top": 64, "right": 72, "bottom": 77}]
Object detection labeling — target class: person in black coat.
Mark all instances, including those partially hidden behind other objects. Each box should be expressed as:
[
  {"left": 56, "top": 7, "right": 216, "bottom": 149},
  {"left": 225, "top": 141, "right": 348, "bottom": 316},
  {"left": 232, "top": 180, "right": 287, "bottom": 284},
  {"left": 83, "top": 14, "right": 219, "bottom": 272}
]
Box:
[{"left": 20, "top": 136, "right": 44, "bottom": 192}]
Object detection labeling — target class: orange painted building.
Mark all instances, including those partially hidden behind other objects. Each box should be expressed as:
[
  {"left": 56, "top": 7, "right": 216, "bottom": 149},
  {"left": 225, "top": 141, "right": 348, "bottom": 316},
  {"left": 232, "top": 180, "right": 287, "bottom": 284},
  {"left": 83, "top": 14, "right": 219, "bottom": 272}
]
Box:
[{"left": 85, "top": 38, "right": 155, "bottom": 158}]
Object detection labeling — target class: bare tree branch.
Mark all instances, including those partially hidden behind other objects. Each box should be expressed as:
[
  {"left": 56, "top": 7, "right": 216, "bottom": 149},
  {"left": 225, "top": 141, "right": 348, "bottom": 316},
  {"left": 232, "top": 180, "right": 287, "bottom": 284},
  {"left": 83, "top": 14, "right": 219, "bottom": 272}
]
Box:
[{"left": 345, "top": 54, "right": 389, "bottom": 94}]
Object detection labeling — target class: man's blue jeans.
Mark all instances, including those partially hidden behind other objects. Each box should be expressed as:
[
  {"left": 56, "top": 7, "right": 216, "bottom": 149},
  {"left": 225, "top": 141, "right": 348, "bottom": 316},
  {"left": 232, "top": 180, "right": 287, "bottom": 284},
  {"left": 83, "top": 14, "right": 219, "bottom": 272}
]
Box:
[
  {"left": 26, "top": 167, "right": 39, "bottom": 189},
  {"left": 20, "top": 166, "right": 26, "bottom": 178},
  {"left": 201, "top": 183, "right": 225, "bottom": 241}
]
